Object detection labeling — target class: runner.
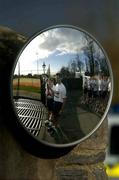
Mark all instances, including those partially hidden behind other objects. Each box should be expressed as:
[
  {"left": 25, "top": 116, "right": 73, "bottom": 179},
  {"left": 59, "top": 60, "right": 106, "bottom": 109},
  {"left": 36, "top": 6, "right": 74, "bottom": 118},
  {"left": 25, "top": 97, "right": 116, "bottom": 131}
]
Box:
[
  {"left": 52, "top": 73, "right": 67, "bottom": 128},
  {"left": 45, "top": 78, "right": 55, "bottom": 119}
]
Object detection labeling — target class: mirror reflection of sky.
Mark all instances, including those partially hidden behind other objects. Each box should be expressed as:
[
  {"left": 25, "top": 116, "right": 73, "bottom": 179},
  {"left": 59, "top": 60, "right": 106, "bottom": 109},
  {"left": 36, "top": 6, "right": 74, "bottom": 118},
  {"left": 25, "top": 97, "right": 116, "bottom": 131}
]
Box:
[{"left": 14, "top": 27, "right": 101, "bottom": 75}]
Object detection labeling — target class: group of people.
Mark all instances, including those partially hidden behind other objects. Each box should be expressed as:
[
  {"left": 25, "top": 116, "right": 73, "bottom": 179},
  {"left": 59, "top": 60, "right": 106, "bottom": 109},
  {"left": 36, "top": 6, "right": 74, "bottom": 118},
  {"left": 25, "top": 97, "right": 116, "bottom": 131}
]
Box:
[
  {"left": 83, "top": 75, "right": 111, "bottom": 100},
  {"left": 44, "top": 73, "right": 67, "bottom": 129},
  {"left": 81, "top": 75, "right": 111, "bottom": 115}
]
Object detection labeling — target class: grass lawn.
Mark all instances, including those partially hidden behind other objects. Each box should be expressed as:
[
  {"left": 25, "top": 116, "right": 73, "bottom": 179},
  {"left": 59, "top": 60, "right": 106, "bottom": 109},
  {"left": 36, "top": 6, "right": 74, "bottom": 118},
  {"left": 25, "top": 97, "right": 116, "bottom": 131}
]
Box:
[{"left": 13, "top": 86, "right": 41, "bottom": 93}]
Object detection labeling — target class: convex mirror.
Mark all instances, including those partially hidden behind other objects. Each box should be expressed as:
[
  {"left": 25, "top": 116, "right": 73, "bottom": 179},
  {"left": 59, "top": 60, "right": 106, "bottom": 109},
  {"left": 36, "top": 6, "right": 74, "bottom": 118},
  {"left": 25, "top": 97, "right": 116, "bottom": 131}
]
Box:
[{"left": 12, "top": 25, "right": 113, "bottom": 148}]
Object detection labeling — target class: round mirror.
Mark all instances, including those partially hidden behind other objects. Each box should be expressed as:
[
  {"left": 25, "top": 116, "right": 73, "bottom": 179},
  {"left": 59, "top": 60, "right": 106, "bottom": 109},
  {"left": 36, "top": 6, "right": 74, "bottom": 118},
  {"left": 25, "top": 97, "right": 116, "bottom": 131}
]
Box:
[{"left": 12, "top": 25, "right": 113, "bottom": 148}]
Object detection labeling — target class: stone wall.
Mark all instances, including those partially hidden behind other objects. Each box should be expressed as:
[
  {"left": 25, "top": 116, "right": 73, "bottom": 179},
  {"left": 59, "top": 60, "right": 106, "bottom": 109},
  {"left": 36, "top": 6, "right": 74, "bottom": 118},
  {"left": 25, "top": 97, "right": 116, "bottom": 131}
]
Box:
[{"left": 54, "top": 119, "right": 108, "bottom": 180}]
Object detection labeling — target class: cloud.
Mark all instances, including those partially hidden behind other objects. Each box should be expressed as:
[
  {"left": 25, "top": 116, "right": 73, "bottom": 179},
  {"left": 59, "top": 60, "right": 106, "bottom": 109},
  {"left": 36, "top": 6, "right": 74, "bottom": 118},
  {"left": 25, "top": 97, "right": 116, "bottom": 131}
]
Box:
[
  {"left": 38, "top": 27, "right": 87, "bottom": 56},
  {"left": 14, "top": 27, "right": 89, "bottom": 75}
]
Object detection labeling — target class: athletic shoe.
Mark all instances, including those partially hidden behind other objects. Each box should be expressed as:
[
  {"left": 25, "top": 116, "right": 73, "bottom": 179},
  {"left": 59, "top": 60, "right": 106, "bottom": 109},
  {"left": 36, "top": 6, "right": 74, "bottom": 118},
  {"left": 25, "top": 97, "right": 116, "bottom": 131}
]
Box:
[{"left": 45, "top": 120, "right": 53, "bottom": 127}]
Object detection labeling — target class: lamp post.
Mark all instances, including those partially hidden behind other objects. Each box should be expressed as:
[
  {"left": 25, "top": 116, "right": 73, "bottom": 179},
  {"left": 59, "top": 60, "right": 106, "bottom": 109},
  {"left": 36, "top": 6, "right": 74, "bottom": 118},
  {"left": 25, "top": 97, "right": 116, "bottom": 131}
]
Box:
[
  {"left": 36, "top": 52, "right": 39, "bottom": 75},
  {"left": 42, "top": 62, "right": 46, "bottom": 74}
]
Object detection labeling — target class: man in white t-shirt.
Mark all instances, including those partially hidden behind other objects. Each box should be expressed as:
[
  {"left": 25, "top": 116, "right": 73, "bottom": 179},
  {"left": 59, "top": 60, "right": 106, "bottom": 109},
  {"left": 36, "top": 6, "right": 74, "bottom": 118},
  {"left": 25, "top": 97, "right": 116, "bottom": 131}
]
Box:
[{"left": 53, "top": 73, "right": 67, "bottom": 127}]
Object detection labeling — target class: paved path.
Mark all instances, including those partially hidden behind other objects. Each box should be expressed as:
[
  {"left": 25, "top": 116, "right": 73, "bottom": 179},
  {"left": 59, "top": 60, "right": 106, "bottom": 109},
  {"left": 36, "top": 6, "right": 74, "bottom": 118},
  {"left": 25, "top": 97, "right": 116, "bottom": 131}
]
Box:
[
  {"left": 58, "top": 106, "right": 101, "bottom": 143},
  {"left": 76, "top": 107, "right": 100, "bottom": 135}
]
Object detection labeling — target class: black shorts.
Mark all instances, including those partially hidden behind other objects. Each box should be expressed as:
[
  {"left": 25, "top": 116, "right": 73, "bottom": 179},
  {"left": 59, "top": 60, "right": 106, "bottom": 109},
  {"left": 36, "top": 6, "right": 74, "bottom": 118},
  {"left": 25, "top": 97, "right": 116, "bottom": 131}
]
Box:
[
  {"left": 88, "top": 90, "right": 92, "bottom": 98},
  {"left": 47, "top": 98, "right": 54, "bottom": 111},
  {"left": 102, "top": 91, "right": 107, "bottom": 98},
  {"left": 93, "top": 91, "right": 98, "bottom": 98},
  {"left": 84, "top": 88, "right": 87, "bottom": 94},
  {"left": 53, "top": 101, "right": 63, "bottom": 116}
]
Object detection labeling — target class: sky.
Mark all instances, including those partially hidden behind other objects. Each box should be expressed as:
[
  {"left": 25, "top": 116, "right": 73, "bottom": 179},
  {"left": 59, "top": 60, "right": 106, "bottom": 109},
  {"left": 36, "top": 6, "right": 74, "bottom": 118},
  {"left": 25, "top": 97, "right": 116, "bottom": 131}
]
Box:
[
  {"left": 14, "top": 27, "right": 88, "bottom": 75},
  {"left": 0, "top": 0, "right": 117, "bottom": 77},
  {"left": 0, "top": 0, "right": 118, "bottom": 40}
]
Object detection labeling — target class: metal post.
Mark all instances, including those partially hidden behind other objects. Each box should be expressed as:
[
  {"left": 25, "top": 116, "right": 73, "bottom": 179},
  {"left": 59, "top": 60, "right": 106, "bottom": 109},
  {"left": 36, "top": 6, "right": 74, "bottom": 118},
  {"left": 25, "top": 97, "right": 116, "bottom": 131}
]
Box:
[
  {"left": 17, "top": 61, "right": 20, "bottom": 97},
  {"left": 36, "top": 52, "right": 39, "bottom": 75},
  {"left": 42, "top": 62, "right": 46, "bottom": 74}
]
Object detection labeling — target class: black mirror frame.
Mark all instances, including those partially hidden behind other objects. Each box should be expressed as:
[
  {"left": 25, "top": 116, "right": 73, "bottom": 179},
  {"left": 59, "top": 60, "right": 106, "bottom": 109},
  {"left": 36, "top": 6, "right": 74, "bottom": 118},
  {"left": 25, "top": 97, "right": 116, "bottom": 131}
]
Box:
[{"left": 9, "top": 24, "right": 113, "bottom": 158}]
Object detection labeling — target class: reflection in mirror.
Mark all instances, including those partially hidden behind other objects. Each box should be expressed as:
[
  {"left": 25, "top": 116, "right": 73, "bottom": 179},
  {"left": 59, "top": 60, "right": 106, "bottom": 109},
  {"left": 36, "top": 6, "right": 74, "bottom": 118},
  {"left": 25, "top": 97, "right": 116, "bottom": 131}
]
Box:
[{"left": 12, "top": 26, "right": 112, "bottom": 145}]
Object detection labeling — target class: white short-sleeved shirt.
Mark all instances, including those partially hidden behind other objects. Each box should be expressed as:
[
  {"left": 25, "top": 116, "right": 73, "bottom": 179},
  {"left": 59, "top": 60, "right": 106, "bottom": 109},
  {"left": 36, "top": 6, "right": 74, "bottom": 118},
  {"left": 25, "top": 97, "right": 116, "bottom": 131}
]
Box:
[
  {"left": 108, "top": 81, "right": 111, "bottom": 92},
  {"left": 93, "top": 80, "right": 98, "bottom": 91},
  {"left": 54, "top": 83, "right": 66, "bottom": 103},
  {"left": 101, "top": 80, "right": 108, "bottom": 91},
  {"left": 98, "top": 79, "right": 102, "bottom": 91}
]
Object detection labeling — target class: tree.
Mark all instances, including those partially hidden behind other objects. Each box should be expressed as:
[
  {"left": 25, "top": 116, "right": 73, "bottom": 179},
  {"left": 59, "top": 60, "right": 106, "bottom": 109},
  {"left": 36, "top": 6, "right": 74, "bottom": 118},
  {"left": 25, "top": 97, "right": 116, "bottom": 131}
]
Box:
[
  {"left": 92, "top": 42, "right": 110, "bottom": 76},
  {"left": 59, "top": 66, "right": 71, "bottom": 78},
  {"left": 75, "top": 54, "right": 83, "bottom": 73},
  {"left": 27, "top": 73, "right": 32, "bottom": 78},
  {"left": 99, "top": 57, "right": 110, "bottom": 76},
  {"left": 82, "top": 35, "right": 95, "bottom": 76}
]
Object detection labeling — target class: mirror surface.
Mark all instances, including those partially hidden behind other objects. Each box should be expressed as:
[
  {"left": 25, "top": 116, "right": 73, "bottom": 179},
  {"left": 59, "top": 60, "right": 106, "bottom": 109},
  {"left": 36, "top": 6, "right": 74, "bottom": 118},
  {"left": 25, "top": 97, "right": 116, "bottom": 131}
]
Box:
[{"left": 12, "top": 26, "right": 112, "bottom": 146}]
